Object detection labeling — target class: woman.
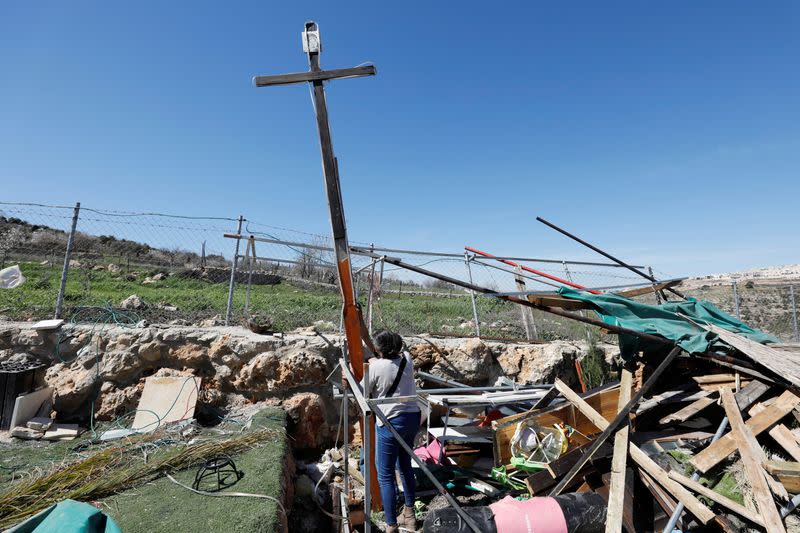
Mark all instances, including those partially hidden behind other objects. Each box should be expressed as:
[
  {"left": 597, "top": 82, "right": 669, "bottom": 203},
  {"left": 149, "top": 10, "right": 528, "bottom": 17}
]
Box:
[{"left": 364, "top": 331, "right": 420, "bottom": 533}]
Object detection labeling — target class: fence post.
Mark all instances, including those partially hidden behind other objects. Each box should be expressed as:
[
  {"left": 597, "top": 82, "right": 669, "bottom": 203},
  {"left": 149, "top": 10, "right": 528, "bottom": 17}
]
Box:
[
  {"left": 54, "top": 202, "right": 80, "bottom": 319},
  {"left": 224, "top": 215, "right": 244, "bottom": 326},
  {"left": 366, "top": 244, "right": 376, "bottom": 335},
  {"left": 514, "top": 265, "right": 537, "bottom": 340},
  {"left": 464, "top": 252, "right": 481, "bottom": 337},
  {"left": 563, "top": 261, "right": 591, "bottom": 343},
  {"left": 648, "top": 266, "right": 662, "bottom": 304},
  {"left": 791, "top": 285, "right": 799, "bottom": 343},
  {"left": 732, "top": 281, "right": 741, "bottom": 319}
]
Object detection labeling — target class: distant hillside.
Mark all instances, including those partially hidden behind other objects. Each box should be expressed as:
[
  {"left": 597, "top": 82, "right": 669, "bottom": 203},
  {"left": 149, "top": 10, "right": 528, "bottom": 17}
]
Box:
[{"left": 681, "top": 264, "right": 800, "bottom": 290}]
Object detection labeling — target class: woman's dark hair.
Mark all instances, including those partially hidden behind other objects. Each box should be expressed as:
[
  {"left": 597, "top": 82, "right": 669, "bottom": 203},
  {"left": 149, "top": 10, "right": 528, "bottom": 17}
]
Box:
[{"left": 374, "top": 330, "right": 403, "bottom": 359}]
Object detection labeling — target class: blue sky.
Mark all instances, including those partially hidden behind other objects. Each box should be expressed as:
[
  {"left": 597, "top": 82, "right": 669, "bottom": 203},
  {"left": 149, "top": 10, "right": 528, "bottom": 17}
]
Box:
[{"left": 1, "top": 2, "right": 798, "bottom": 278}]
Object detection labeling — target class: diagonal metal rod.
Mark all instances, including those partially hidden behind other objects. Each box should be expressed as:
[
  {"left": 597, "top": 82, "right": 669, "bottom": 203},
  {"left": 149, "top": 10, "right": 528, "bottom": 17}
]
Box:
[
  {"left": 535, "top": 216, "right": 686, "bottom": 299},
  {"left": 548, "top": 345, "right": 682, "bottom": 496}
]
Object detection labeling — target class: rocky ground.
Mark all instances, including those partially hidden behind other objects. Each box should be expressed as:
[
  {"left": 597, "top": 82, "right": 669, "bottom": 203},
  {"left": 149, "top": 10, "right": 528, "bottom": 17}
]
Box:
[{"left": 0, "top": 321, "right": 621, "bottom": 452}]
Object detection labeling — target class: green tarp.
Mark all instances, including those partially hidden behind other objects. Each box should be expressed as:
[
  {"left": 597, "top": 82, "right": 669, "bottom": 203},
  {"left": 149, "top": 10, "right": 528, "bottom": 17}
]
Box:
[
  {"left": 7, "top": 500, "right": 122, "bottom": 533},
  {"left": 558, "top": 287, "right": 777, "bottom": 360}
]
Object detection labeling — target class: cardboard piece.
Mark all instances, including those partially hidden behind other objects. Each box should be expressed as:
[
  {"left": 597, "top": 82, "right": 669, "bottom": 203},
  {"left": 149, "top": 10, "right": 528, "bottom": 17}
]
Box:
[
  {"left": 131, "top": 375, "right": 201, "bottom": 432},
  {"left": 9, "top": 387, "right": 53, "bottom": 429}
]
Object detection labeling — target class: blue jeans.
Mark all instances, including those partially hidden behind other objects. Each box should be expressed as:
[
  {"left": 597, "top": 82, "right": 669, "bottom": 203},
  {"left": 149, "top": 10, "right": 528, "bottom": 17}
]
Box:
[{"left": 376, "top": 410, "right": 421, "bottom": 526}]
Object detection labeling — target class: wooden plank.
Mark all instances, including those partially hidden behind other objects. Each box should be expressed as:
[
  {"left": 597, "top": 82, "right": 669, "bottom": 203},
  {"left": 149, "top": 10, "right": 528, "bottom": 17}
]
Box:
[
  {"left": 254, "top": 65, "right": 377, "bottom": 87},
  {"left": 705, "top": 323, "right": 800, "bottom": 388},
  {"left": 659, "top": 396, "right": 716, "bottom": 425},
  {"left": 606, "top": 369, "right": 633, "bottom": 533},
  {"left": 557, "top": 378, "right": 715, "bottom": 524},
  {"left": 769, "top": 424, "right": 800, "bottom": 462},
  {"left": 693, "top": 373, "right": 738, "bottom": 384},
  {"left": 636, "top": 388, "right": 710, "bottom": 415},
  {"left": 719, "top": 388, "right": 786, "bottom": 533},
  {"left": 764, "top": 460, "right": 800, "bottom": 476},
  {"left": 668, "top": 470, "right": 765, "bottom": 527},
  {"left": 612, "top": 279, "right": 681, "bottom": 298},
  {"left": 698, "top": 380, "right": 751, "bottom": 392},
  {"left": 691, "top": 389, "right": 800, "bottom": 473}
]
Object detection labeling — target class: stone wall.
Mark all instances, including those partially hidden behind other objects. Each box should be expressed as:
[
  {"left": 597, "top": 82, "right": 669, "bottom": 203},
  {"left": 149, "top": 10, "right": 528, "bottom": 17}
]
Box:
[{"left": 0, "top": 321, "right": 620, "bottom": 451}]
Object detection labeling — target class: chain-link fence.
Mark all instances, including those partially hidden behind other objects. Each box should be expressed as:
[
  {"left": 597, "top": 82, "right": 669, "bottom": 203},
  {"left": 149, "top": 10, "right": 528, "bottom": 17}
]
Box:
[
  {"left": 682, "top": 281, "right": 800, "bottom": 343},
  {"left": 5, "top": 201, "right": 796, "bottom": 344}
]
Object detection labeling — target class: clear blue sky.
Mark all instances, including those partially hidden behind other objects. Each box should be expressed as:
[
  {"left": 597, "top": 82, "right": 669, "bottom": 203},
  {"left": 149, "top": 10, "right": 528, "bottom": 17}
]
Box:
[{"left": 1, "top": 2, "right": 798, "bottom": 278}]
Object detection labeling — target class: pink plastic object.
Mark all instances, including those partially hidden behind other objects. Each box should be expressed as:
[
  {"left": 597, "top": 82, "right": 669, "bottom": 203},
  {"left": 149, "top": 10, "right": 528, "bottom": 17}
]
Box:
[{"left": 489, "top": 495, "right": 568, "bottom": 533}]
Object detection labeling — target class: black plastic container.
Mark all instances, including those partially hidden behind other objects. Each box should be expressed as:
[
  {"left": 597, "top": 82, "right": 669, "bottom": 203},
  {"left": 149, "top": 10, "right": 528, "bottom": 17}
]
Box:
[{"left": 0, "top": 361, "right": 44, "bottom": 430}]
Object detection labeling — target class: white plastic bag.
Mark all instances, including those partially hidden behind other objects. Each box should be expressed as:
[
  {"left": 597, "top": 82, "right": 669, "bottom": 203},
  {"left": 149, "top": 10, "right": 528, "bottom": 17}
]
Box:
[{"left": 0, "top": 265, "right": 26, "bottom": 288}]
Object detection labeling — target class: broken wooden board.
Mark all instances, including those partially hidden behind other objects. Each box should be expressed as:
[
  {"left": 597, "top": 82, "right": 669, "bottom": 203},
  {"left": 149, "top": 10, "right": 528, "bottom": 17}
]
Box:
[
  {"left": 606, "top": 369, "right": 632, "bottom": 533},
  {"left": 719, "top": 388, "right": 786, "bottom": 533},
  {"left": 131, "top": 375, "right": 201, "bottom": 432},
  {"left": 769, "top": 424, "right": 800, "bottom": 463},
  {"left": 659, "top": 396, "right": 716, "bottom": 425},
  {"left": 763, "top": 460, "right": 800, "bottom": 494},
  {"left": 691, "top": 389, "right": 800, "bottom": 473},
  {"left": 557, "top": 380, "right": 715, "bottom": 524},
  {"left": 705, "top": 323, "right": 800, "bottom": 388}
]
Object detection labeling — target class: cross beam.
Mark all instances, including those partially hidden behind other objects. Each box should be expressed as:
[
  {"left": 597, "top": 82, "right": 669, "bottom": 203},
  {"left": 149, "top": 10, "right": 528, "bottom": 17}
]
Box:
[{"left": 254, "top": 65, "right": 376, "bottom": 87}]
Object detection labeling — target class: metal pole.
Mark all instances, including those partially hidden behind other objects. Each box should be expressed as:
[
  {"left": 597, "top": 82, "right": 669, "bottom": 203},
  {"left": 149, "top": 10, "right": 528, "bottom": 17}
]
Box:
[
  {"left": 535, "top": 216, "right": 686, "bottom": 299},
  {"left": 563, "top": 261, "right": 590, "bottom": 343},
  {"left": 366, "top": 244, "right": 376, "bottom": 335},
  {"left": 363, "top": 363, "right": 371, "bottom": 533},
  {"left": 791, "top": 286, "right": 799, "bottom": 342},
  {"left": 732, "top": 281, "right": 740, "bottom": 319},
  {"left": 464, "top": 252, "right": 481, "bottom": 337},
  {"left": 648, "top": 266, "right": 663, "bottom": 304},
  {"left": 514, "top": 265, "right": 536, "bottom": 341},
  {"left": 54, "top": 202, "right": 80, "bottom": 319},
  {"left": 372, "top": 258, "right": 385, "bottom": 336},
  {"left": 225, "top": 215, "right": 244, "bottom": 326},
  {"left": 244, "top": 238, "right": 256, "bottom": 317}
]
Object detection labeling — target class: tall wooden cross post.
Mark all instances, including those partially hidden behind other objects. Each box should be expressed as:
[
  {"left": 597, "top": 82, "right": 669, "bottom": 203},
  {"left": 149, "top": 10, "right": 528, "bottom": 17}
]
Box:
[{"left": 253, "top": 21, "right": 381, "bottom": 509}]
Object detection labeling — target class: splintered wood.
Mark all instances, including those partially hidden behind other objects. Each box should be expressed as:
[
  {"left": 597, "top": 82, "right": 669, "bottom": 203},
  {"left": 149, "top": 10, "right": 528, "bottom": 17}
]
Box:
[{"left": 719, "top": 388, "right": 787, "bottom": 533}]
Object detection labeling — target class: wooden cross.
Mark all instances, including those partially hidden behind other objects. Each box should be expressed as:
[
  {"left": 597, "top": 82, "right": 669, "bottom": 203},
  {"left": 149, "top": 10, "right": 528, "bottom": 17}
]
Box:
[
  {"left": 253, "top": 20, "right": 381, "bottom": 509},
  {"left": 253, "top": 21, "right": 375, "bottom": 380}
]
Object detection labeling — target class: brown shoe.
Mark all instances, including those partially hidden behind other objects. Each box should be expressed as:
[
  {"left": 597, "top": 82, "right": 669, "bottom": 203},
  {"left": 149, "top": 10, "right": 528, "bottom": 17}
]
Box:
[{"left": 397, "top": 505, "right": 417, "bottom": 532}]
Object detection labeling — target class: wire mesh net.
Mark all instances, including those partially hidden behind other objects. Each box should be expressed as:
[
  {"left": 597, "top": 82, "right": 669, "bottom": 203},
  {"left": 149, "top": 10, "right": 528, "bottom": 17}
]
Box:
[{"left": 6, "top": 201, "right": 794, "bottom": 345}]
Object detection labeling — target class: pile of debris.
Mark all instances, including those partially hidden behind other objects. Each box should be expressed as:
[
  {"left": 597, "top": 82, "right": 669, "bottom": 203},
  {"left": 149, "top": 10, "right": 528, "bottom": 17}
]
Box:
[{"left": 315, "top": 275, "right": 800, "bottom": 533}]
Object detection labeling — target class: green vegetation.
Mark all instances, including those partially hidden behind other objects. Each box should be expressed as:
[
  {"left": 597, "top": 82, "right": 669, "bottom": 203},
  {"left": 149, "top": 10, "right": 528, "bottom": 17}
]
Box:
[
  {"left": 0, "top": 409, "right": 288, "bottom": 533},
  {"left": 0, "top": 260, "right": 593, "bottom": 340}
]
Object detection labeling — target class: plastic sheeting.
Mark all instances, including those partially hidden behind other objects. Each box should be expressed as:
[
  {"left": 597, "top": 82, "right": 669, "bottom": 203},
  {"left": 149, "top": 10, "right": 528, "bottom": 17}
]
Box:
[{"left": 558, "top": 288, "right": 777, "bottom": 359}]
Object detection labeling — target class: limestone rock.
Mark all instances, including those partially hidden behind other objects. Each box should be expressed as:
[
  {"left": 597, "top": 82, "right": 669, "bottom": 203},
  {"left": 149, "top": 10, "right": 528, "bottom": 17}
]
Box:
[
  {"left": 120, "top": 294, "right": 147, "bottom": 310},
  {"left": 169, "top": 343, "right": 209, "bottom": 367},
  {"left": 429, "top": 338, "right": 494, "bottom": 385},
  {"left": 282, "top": 392, "right": 333, "bottom": 450},
  {"left": 138, "top": 341, "right": 165, "bottom": 362}
]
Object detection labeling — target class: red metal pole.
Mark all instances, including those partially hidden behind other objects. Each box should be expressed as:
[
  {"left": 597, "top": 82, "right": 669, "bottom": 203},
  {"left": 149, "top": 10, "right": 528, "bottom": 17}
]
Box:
[{"left": 464, "top": 246, "right": 602, "bottom": 294}]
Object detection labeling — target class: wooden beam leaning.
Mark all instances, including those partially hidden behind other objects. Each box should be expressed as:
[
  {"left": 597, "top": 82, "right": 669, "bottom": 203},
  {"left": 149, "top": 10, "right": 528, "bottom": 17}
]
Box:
[
  {"left": 719, "top": 388, "right": 787, "bottom": 533},
  {"left": 605, "top": 369, "right": 632, "bottom": 533},
  {"left": 691, "top": 390, "right": 800, "bottom": 473},
  {"left": 555, "top": 378, "right": 715, "bottom": 524},
  {"left": 667, "top": 470, "right": 765, "bottom": 527},
  {"left": 254, "top": 65, "right": 376, "bottom": 87},
  {"left": 549, "top": 345, "right": 682, "bottom": 496}
]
